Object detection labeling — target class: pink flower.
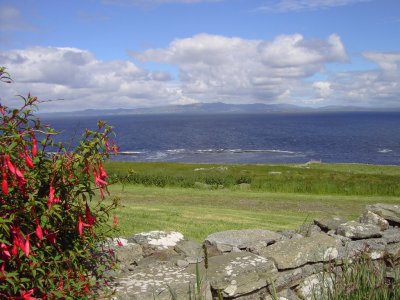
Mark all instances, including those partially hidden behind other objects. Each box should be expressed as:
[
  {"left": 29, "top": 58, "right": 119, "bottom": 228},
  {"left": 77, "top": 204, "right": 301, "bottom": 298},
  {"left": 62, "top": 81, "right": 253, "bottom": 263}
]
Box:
[
  {"left": 2, "top": 172, "right": 8, "bottom": 195},
  {"left": 36, "top": 219, "right": 43, "bottom": 240}
]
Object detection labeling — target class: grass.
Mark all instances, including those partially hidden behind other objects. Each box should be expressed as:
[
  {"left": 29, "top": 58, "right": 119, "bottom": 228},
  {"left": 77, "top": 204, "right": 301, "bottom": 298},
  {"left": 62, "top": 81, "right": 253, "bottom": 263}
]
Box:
[
  {"left": 105, "top": 178, "right": 399, "bottom": 241},
  {"left": 105, "top": 161, "right": 400, "bottom": 196}
]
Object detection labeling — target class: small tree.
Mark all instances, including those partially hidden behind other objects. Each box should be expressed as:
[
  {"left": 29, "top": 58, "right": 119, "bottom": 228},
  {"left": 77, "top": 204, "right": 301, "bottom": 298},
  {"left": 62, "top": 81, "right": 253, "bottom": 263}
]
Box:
[{"left": 0, "top": 67, "right": 119, "bottom": 299}]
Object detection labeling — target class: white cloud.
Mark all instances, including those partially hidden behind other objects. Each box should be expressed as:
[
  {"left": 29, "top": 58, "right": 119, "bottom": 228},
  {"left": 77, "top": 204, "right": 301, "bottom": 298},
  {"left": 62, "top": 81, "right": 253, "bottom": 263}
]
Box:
[
  {"left": 135, "top": 33, "right": 347, "bottom": 104},
  {"left": 0, "top": 47, "right": 183, "bottom": 112},
  {"left": 1, "top": 35, "right": 399, "bottom": 112},
  {"left": 313, "top": 81, "right": 332, "bottom": 98},
  {"left": 259, "top": 0, "right": 373, "bottom": 12}
]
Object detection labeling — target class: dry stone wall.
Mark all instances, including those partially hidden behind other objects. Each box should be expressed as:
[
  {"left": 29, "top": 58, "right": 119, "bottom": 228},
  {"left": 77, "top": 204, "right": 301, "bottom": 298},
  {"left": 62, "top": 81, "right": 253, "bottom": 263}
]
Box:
[{"left": 109, "top": 203, "right": 400, "bottom": 299}]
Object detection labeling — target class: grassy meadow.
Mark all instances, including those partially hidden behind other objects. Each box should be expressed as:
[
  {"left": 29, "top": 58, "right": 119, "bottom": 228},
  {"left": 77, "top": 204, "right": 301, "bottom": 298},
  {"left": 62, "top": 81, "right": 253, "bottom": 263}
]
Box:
[{"left": 104, "top": 161, "right": 400, "bottom": 241}]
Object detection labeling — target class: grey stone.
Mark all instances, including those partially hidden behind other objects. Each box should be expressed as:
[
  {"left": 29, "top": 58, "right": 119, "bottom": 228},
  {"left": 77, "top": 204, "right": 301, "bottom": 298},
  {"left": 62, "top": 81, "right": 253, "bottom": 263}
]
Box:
[
  {"left": 176, "top": 259, "right": 189, "bottom": 268},
  {"left": 338, "top": 238, "right": 387, "bottom": 261},
  {"left": 295, "top": 272, "right": 334, "bottom": 300},
  {"left": 272, "top": 263, "right": 324, "bottom": 291},
  {"left": 336, "top": 221, "right": 382, "bottom": 239},
  {"left": 174, "top": 239, "right": 203, "bottom": 259},
  {"left": 258, "top": 233, "right": 338, "bottom": 270},
  {"left": 366, "top": 203, "right": 400, "bottom": 225},
  {"left": 278, "top": 230, "right": 304, "bottom": 240},
  {"left": 205, "top": 229, "right": 284, "bottom": 255},
  {"left": 111, "top": 264, "right": 198, "bottom": 300},
  {"left": 137, "top": 248, "right": 181, "bottom": 268},
  {"left": 326, "top": 230, "right": 351, "bottom": 246},
  {"left": 381, "top": 228, "right": 400, "bottom": 243},
  {"left": 186, "top": 256, "right": 204, "bottom": 264},
  {"left": 296, "top": 224, "right": 322, "bottom": 237},
  {"left": 359, "top": 210, "right": 389, "bottom": 231},
  {"left": 129, "top": 231, "right": 184, "bottom": 251},
  {"left": 188, "top": 252, "right": 278, "bottom": 298},
  {"left": 265, "top": 288, "right": 300, "bottom": 300},
  {"left": 314, "top": 216, "right": 347, "bottom": 232},
  {"left": 386, "top": 242, "right": 400, "bottom": 261}
]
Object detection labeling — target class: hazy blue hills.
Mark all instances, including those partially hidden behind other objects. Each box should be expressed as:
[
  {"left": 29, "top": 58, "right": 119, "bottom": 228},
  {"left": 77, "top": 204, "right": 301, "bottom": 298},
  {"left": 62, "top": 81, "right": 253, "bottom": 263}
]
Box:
[{"left": 39, "top": 102, "right": 400, "bottom": 117}]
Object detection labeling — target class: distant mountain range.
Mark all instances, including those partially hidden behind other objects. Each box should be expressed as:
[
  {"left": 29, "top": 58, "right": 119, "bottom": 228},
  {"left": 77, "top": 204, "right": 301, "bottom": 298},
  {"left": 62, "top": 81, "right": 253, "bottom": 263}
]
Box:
[{"left": 39, "top": 102, "right": 400, "bottom": 117}]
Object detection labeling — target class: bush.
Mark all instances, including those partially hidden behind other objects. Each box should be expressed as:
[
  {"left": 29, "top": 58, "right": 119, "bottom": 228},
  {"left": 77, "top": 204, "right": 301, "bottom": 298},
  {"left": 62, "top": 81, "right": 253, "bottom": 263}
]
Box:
[{"left": 0, "top": 67, "right": 119, "bottom": 298}]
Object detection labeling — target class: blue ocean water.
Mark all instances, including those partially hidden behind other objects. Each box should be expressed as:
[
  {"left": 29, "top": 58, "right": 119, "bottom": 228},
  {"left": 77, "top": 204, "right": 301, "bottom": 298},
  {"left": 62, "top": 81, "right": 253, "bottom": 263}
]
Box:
[{"left": 43, "top": 112, "right": 400, "bottom": 165}]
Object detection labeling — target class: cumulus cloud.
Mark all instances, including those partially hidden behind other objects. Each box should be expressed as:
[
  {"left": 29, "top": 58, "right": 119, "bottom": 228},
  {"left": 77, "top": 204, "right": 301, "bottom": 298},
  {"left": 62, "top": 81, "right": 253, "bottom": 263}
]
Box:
[
  {"left": 322, "top": 51, "right": 400, "bottom": 107},
  {"left": 1, "top": 35, "right": 399, "bottom": 112},
  {"left": 0, "top": 47, "right": 184, "bottom": 112},
  {"left": 134, "top": 33, "right": 347, "bottom": 103},
  {"left": 259, "top": 0, "right": 372, "bottom": 12}
]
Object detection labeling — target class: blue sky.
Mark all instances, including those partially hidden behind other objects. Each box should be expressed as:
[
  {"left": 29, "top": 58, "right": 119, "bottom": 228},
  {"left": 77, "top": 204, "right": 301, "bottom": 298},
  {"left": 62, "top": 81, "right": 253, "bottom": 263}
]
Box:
[{"left": 0, "top": 0, "right": 399, "bottom": 112}]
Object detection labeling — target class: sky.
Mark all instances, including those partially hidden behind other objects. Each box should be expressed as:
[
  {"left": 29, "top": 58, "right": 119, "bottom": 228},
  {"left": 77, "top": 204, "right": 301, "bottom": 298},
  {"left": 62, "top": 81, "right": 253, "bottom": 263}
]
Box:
[{"left": 0, "top": 0, "right": 399, "bottom": 112}]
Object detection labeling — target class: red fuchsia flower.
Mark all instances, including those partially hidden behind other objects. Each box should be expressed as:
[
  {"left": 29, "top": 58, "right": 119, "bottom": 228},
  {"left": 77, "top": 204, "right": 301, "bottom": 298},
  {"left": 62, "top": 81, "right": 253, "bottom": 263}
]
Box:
[
  {"left": 21, "top": 289, "right": 37, "bottom": 300},
  {"left": 117, "top": 239, "right": 123, "bottom": 247},
  {"left": 0, "top": 243, "right": 11, "bottom": 260},
  {"left": 24, "top": 234, "right": 30, "bottom": 257},
  {"left": 113, "top": 215, "right": 118, "bottom": 227},
  {"left": 4, "top": 154, "right": 16, "bottom": 174},
  {"left": 99, "top": 163, "right": 107, "bottom": 179},
  {"left": 31, "top": 133, "right": 38, "bottom": 157},
  {"left": 44, "top": 230, "right": 56, "bottom": 245},
  {"left": 0, "top": 106, "right": 5, "bottom": 116},
  {"left": 35, "top": 219, "right": 43, "bottom": 240},
  {"left": 77, "top": 215, "right": 91, "bottom": 236},
  {"left": 112, "top": 142, "right": 119, "bottom": 155},
  {"left": 47, "top": 184, "right": 60, "bottom": 208},
  {"left": 85, "top": 203, "right": 96, "bottom": 226},
  {"left": 2, "top": 172, "right": 8, "bottom": 195},
  {"left": 24, "top": 148, "right": 34, "bottom": 169}
]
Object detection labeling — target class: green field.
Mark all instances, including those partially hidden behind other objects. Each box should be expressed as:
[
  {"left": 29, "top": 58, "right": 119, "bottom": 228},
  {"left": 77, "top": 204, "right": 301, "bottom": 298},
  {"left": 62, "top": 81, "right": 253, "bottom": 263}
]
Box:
[{"left": 104, "top": 162, "right": 400, "bottom": 241}]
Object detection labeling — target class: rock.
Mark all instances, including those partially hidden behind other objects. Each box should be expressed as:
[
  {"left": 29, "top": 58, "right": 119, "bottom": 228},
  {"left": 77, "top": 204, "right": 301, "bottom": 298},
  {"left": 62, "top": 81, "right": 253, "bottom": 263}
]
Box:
[
  {"left": 296, "top": 224, "right": 322, "bottom": 237},
  {"left": 336, "top": 221, "right": 382, "bottom": 240},
  {"left": 366, "top": 203, "right": 400, "bottom": 225},
  {"left": 113, "top": 240, "right": 143, "bottom": 270},
  {"left": 129, "top": 231, "right": 184, "bottom": 256},
  {"left": 205, "top": 229, "right": 284, "bottom": 255},
  {"left": 174, "top": 240, "right": 204, "bottom": 260},
  {"left": 326, "top": 230, "right": 352, "bottom": 246},
  {"left": 338, "top": 238, "right": 387, "bottom": 261},
  {"left": 258, "top": 233, "right": 338, "bottom": 270},
  {"left": 111, "top": 264, "right": 197, "bottom": 300},
  {"left": 188, "top": 252, "right": 277, "bottom": 298},
  {"left": 386, "top": 242, "right": 400, "bottom": 261},
  {"left": 176, "top": 259, "right": 189, "bottom": 268},
  {"left": 265, "top": 288, "right": 300, "bottom": 300},
  {"left": 272, "top": 263, "right": 324, "bottom": 291},
  {"left": 314, "top": 216, "right": 347, "bottom": 232},
  {"left": 295, "top": 272, "right": 334, "bottom": 300},
  {"left": 381, "top": 228, "right": 400, "bottom": 244},
  {"left": 278, "top": 230, "right": 304, "bottom": 240},
  {"left": 358, "top": 210, "right": 389, "bottom": 231},
  {"left": 137, "top": 248, "right": 182, "bottom": 268}
]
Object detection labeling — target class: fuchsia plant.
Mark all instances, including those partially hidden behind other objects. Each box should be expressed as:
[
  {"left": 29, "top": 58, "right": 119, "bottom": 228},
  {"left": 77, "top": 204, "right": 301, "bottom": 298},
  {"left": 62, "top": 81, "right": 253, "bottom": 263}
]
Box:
[{"left": 0, "top": 67, "right": 120, "bottom": 299}]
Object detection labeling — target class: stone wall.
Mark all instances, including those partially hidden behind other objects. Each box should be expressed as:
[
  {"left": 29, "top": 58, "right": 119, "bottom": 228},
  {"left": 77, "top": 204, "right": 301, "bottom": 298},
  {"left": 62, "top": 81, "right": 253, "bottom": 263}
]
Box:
[{"left": 109, "top": 203, "right": 400, "bottom": 299}]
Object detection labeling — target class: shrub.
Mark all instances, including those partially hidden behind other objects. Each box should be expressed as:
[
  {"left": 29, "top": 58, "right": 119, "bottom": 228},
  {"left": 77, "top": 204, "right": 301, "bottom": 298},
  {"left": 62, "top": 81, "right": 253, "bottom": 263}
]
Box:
[{"left": 0, "top": 67, "right": 119, "bottom": 298}]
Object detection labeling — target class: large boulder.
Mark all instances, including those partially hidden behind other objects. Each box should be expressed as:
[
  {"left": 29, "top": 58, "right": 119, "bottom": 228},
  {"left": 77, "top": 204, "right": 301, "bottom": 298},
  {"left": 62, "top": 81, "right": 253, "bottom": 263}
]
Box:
[
  {"left": 336, "top": 221, "right": 382, "bottom": 240},
  {"left": 295, "top": 272, "right": 334, "bottom": 300},
  {"left": 358, "top": 210, "right": 389, "bottom": 231},
  {"left": 129, "top": 231, "right": 184, "bottom": 250},
  {"left": 189, "top": 252, "right": 277, "bottom": 298},
  {"left": 366, "top": 204, "right": 400, "bottom": 225},
  {"left": 272, "top": 263, "right": 324, "bottom": 291},
  {"left": 258, "top": 233, "right": 338, "bottom": 270},
  {"left": 204, "top": 229, "right": 284, "bottom": 255},
  {"left": 174, "top": 240, "right": 204, "bottom": 264},
  {"left": 112, "top": 264, "right": 199, "bottom": 300},
  {"left": 337, "top": 238, "right": 387, "bottom": 261},
  {"left": 314, "top": 216, "right": 347, "bottom": 232},
  {"left": 381, "top": 228, "right": 400, "bottom": 243}
]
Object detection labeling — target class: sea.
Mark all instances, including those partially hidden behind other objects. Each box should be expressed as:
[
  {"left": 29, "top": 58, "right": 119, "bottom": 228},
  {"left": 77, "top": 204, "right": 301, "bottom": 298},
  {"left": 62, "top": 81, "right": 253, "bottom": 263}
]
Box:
[{"left": 43, "top": 112, "right": 400, "bottom": 165}]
